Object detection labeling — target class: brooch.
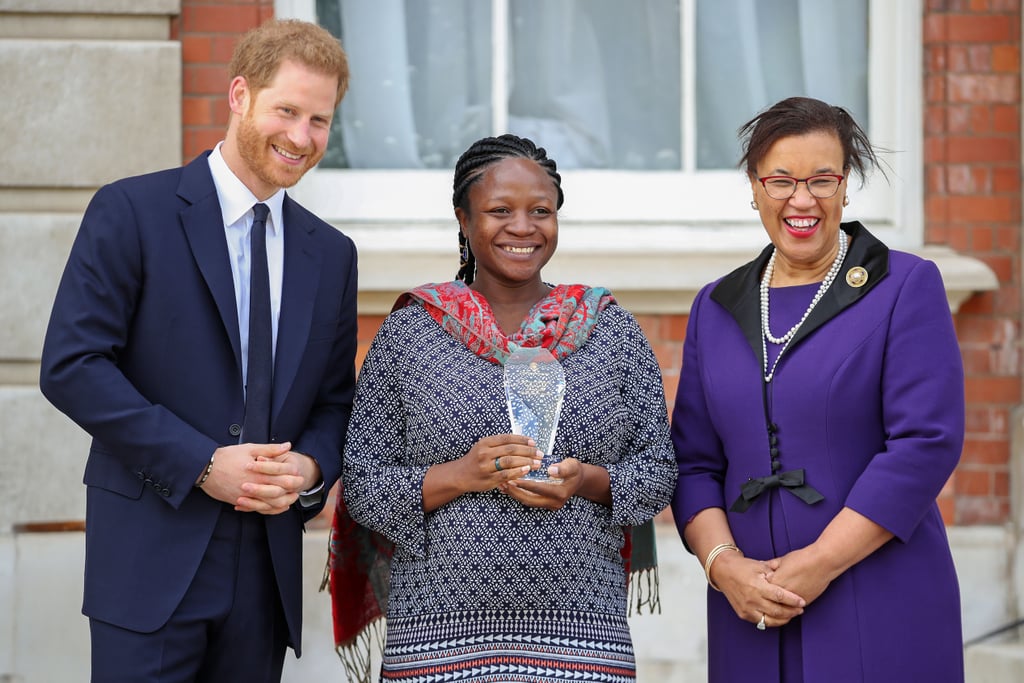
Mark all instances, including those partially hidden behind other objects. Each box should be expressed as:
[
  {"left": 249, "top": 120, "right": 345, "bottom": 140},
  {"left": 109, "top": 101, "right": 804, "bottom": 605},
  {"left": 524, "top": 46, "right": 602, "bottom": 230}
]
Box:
[{"left": 846, "top": 266, "right": 868, "bottom": 288}]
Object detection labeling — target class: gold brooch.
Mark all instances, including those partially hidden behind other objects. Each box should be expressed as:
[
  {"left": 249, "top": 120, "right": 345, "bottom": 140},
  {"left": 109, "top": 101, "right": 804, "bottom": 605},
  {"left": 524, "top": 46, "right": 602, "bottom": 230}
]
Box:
[{"left": 846, "top": 266, "right": 868, "bottom": 288}]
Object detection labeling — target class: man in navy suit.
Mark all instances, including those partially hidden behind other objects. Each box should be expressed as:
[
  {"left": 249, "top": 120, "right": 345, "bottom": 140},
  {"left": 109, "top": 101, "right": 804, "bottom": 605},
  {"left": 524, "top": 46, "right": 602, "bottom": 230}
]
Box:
[{"left": 40, "top": 19, "right": 356, "bottom": 682}]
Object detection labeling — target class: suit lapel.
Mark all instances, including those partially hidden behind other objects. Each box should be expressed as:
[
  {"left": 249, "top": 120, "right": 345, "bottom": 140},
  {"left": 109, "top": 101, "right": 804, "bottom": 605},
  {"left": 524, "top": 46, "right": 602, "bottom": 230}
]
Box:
[
  {"left": 273, "top": 197, "right": 321, "bottom": 416},
  {"left": 177, "top": 153, "right": 243, "bottom": 375},
  {"left": 178, "top": 162, "right": 327, "bottom": 422},
  {"left": 711, "top": 222, "right": 890, "bottom": 367}
]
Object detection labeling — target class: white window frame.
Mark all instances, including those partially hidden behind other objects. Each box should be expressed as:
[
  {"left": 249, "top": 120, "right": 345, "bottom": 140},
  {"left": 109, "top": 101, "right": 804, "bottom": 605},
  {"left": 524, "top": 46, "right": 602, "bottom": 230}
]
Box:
[
  {"left": 277, "top": 0, "right": 920, "bottom": 246},
  {"left": 269, "top": 0, "right": 992, "bottom": 318}
]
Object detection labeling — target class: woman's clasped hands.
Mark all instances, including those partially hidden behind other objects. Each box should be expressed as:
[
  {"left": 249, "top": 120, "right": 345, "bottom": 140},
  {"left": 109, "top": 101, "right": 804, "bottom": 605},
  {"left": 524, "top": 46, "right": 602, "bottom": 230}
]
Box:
[
  {"left": 458, "top": 434, "right": 542, "bottom": 490},
  {"left": 708, "top": 548, "right": 810, "bottom": 630},
  {"left": 422, "top": 431, "right": 608, "bottom": 515},
  {"left": 453, "top": 434, "right": 589, "bottom": 511}
]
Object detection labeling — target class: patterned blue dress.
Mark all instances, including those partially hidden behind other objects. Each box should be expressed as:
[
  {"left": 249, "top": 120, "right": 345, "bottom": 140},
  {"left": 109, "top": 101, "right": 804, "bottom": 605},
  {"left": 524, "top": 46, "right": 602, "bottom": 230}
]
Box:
[{"left": 342, "top": 302, "right": 677, "bottom": 682}]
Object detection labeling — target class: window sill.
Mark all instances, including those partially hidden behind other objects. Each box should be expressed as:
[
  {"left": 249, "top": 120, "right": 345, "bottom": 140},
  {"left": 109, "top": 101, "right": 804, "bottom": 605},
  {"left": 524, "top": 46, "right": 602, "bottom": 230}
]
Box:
[{"left": 344, "top": 223, "right": 998, "bottom": 315}]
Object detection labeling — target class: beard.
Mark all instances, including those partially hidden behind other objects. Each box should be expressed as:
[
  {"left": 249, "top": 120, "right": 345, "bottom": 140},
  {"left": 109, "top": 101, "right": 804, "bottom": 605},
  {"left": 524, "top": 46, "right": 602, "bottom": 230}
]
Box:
[{"left": 235, "top": 110, "right": 324, "bottom": 191}]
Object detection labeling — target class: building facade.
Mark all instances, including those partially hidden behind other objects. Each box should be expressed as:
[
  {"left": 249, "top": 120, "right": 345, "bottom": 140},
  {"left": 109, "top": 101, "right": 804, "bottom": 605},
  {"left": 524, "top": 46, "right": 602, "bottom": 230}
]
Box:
[{"left": 0, "top": 0, "right": 1020, "bottom": 680}]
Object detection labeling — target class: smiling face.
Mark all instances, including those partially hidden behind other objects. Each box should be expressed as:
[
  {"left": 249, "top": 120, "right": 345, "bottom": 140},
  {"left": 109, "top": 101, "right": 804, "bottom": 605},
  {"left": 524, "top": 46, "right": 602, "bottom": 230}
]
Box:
[
  {"left": 222, "top": 59, "right": 337, "bottom": 200},
  {"left": 750, "top": 130, "right": 848, "bottom": 283},
  {"left": 455, "top": 157, "right": 559, "bottom": 294}
]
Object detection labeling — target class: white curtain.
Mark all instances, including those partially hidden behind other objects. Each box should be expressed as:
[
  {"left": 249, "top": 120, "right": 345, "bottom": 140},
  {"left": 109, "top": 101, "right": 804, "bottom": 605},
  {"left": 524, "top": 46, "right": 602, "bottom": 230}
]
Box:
[
  {"left": 507, "top": 0, "right": 682, "bottom": 170},
  {"left": 322, "top": 0, "right": 491, "bottom": 168},
  {"left": 696, "top": 0, "right": 868, "bottom": 168},
  {"left": 319, "top": 0, "right": 866, "bottom": 171}
]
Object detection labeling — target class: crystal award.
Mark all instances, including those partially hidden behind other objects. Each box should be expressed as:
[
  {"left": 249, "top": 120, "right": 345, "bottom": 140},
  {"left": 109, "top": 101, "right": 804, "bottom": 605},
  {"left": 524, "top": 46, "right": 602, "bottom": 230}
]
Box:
[{"left": 504, "top": 346, "right": 566, "bottom": 482}]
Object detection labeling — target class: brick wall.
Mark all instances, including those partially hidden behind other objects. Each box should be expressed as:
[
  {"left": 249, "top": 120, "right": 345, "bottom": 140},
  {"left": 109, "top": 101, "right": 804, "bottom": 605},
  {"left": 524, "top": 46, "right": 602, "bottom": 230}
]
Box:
[
  {"left": 925, "top": 0, "right": 1022, "bottom": 525},
  {"left": 175, "top": 0, "right": 275, "bottom": 163},
  {"left": 176, "top": 1, "right": 1022, "bottom": 528}
]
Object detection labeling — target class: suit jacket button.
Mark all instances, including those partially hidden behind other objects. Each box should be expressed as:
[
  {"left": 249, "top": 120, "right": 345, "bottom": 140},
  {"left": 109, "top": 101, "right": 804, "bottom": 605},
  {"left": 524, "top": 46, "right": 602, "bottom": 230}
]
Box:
[
  {"left": 161, "top": 488, "right": 171, "bottom": 497},
  {"left": 229, "top": 424, "right": 242, "bottom": 437}
]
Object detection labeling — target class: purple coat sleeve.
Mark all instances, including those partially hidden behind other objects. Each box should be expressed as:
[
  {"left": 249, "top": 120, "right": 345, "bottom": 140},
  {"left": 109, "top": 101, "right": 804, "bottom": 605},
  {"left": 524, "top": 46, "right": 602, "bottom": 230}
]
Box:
[
  {"left": 670, "top": 283, "right": 728, "bottom": 538},
  {"left": 843, "top": 258, "right": 964, "bottom": 542}
]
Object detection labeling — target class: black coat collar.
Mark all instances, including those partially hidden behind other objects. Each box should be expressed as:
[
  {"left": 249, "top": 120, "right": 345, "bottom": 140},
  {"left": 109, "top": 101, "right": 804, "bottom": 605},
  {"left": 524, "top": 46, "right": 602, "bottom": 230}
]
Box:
[{"left": 710, "top": 221, "right": 890, "bottom": 362}]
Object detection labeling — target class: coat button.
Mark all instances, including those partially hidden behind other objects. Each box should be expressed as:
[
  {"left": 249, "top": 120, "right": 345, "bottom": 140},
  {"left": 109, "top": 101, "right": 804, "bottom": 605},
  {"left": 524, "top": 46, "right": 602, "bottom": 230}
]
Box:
[
  {"left": 229, "top": 424, "right": 242, "bottom": 436},
  {"left": 161, "top": 487, "right": 171, "bottom": 497}
]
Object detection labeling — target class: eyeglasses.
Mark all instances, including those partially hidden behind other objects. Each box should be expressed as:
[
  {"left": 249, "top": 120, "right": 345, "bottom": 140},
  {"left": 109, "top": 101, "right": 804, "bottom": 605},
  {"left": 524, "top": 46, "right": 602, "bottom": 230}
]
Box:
[{"left": 757, "top": 174, "right": 844, "bottom": 200}]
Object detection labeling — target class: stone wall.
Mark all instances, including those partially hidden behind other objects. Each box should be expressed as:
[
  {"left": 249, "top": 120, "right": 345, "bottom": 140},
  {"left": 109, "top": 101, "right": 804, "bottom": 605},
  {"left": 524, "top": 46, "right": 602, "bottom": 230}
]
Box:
[
  {"left": 1, "top": 0, "right": 1021, "bottom": 680},
  {"left": 0, "top": 1, "right": 181, "bottom": 677}
]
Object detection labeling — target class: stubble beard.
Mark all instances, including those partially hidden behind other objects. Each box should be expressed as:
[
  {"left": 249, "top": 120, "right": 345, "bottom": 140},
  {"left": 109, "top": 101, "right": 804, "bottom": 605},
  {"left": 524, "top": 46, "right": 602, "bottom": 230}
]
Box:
[{"left": 236, "top": 112, "right": 323, "bottom": 191}]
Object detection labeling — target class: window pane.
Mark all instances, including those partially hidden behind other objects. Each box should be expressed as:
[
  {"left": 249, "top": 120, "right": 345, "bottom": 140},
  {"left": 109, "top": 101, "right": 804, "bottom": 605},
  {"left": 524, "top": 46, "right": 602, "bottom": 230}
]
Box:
[
  {"left": 508, "top": 0, "right": 681, "bottom": 170},
  {"left": 317, "top": 0, "right": 492, "bottom": 169},
  {"left": 318, "top": 0, "right": 681, "bottom": 171},
  {"left": 317, "top": 0, "right": 867, "bottom": 173},
  {"left": 695, "top": 0, "right": 868, "bottom": 169}
]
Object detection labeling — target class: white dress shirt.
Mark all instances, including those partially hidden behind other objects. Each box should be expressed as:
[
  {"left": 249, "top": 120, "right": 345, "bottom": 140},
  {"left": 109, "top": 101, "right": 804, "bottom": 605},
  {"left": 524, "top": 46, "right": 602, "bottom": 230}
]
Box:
[{"left": 207, "top": 143, "right": 285, "bottom": 390}]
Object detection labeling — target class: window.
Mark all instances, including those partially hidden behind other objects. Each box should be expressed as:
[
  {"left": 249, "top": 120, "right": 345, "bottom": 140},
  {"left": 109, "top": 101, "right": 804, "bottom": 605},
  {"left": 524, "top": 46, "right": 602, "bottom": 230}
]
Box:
[{"left": 277, "top": 0, "right": 921, "bottom": 248}]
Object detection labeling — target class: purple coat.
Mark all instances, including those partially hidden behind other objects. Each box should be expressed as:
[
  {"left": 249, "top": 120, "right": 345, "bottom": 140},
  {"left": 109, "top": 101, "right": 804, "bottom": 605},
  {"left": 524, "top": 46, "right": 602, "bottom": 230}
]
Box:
[{"left": 671, "top": 223, "right": 964, "bottom": 682}]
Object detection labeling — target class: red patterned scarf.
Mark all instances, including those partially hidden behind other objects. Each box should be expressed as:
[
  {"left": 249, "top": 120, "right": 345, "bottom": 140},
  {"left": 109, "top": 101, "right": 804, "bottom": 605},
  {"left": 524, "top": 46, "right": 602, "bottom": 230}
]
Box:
[{"left": 395, "top": 281, "right": 616, "bottom": 364}]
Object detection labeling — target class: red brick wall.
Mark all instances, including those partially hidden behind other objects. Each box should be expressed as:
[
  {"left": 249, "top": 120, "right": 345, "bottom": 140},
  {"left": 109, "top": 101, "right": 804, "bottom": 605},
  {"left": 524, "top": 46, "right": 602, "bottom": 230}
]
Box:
[
  {"left": 174, "top": 0, "right": 275, "bottom": 163},
  {"left": 175, "top": 1, "right": 1022, "bottom": 527},
  {"left": 925, "top": 0, "right": 1021, "bottom": 525}
]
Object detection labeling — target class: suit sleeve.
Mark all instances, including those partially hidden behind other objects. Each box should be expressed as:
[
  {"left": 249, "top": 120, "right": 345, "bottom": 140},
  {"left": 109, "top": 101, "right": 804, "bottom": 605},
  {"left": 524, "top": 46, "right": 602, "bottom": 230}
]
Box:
[
  {"left": 291, "top": 237, "right": 358, "bottom": 519},
  {"left": 39, "top": 183, "right": 220, "bottom": 508}
]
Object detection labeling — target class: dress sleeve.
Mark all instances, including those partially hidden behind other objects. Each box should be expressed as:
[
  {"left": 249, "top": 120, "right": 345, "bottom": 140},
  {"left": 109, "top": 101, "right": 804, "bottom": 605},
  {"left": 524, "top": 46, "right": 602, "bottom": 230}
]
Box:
[
  {"left": 341, "top": 313, "right": 432, "bottom": 556},
  {"left": 844, "top": 259, "right": 965, "bottom": 542},
  {"left": 669, "top": 286, "right": 729, "bottom": 536},
  {"left": 604, "top": 309, "right": 679, "bottom": 526}
]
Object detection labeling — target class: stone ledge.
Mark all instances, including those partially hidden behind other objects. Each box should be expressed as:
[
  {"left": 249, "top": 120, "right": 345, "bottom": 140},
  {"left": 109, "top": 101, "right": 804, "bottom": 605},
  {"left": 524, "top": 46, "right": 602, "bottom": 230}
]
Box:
[
  {"left": 0, "top": 0, "right": 179, "bottom": 14},
  {"left": 345, "top": 223, "right": 999, "bottom": 315},
  {"left": 965, "top": 641, "right": 1024, "bottom": 681},
  {"left": 0, "top": 12, "right": 171, "bottom": 40}
]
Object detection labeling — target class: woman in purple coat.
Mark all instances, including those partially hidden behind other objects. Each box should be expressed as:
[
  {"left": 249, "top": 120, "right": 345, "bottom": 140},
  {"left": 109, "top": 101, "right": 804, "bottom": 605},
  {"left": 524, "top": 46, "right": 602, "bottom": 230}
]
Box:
[{"left": 670, "top": 97, "right": 965, "bottom": 682}]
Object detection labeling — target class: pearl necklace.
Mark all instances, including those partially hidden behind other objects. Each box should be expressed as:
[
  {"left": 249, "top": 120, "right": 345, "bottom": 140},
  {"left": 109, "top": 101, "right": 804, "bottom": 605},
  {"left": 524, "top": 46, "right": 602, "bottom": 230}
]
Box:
[{"left": 760, "top": 230, "right": 848, "bottom": 382}]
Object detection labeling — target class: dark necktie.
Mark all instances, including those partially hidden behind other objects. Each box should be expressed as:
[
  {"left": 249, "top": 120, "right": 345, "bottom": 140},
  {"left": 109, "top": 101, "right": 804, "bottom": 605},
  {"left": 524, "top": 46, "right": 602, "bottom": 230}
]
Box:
[{"left": 242, "top": 203, "right": 273, "bottom": 443}]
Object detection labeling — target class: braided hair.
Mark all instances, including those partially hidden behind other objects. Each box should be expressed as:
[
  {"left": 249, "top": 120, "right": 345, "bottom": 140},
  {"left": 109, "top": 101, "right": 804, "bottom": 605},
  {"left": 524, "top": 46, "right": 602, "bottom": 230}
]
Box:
[{"left": 452, "top": 134, "right": 564, "bottom": 284}]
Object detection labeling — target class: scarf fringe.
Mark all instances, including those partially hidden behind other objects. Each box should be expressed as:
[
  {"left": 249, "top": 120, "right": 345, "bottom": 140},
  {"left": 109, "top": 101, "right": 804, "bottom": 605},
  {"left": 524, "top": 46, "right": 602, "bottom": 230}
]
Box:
[
  {"left": 335, "top": 617, "right": 386, "bottom": 683},
  {"left": 319, "top": 544, "right": 331, "bottom": 593},
  {"left": 627, "top": 565, "right": 661, "bottom": 617}
]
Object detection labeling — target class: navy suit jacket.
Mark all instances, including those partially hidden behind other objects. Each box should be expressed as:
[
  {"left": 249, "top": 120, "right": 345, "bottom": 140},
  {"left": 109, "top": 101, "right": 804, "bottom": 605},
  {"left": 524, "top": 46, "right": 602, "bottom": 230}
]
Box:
[{"left": 40, "top": 152, "right": 358, "bottom": 654}]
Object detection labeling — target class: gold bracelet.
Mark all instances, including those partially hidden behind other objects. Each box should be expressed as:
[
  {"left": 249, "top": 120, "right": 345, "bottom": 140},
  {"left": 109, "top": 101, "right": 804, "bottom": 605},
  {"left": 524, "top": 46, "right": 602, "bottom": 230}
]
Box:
[
  {"left": 195, "top": 454, "right": 215, "bottom": 488},
  {"left": 703, "top": 542, "right": 742, "bottom": 592}
]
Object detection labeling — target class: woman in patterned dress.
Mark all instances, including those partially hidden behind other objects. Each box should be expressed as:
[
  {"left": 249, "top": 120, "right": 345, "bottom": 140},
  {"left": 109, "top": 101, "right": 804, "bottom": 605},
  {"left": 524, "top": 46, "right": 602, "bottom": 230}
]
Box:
[{"left": 339, "top": 134, "right": 677, "bottom": 682}]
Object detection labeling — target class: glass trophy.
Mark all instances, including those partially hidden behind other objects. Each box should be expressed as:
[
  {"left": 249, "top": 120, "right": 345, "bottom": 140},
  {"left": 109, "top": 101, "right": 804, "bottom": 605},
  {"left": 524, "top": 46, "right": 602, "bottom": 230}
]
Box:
[{"left": 504, "top": 346, "right": 566, "bottom": 482}]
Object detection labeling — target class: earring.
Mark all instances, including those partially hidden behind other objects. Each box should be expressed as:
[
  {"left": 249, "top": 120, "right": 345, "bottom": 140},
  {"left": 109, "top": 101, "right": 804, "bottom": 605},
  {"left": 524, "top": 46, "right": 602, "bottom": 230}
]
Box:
[
  {"left": 843, "top": 196, "right": 849, "bottom": 207},
  {"left": 460, "top": 244, "right": 470, "bottom": 263},
  {"left": 750, "top": 200, "right": 758, "bottom": 210}
]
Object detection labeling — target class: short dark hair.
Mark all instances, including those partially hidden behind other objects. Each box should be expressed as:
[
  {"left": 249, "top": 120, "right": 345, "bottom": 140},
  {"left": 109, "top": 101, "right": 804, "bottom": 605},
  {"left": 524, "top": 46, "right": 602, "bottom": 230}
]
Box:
[
  {"left": 452, "top": 134, "right": 563, "bottom": 284},
  {"left": 738, "top": 97, "right": 883, "bottom": 184}
]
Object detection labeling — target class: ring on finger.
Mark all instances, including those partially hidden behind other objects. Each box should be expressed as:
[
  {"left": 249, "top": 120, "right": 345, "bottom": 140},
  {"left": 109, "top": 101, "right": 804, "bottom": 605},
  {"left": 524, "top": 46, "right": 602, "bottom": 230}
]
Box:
[
  {"left": 756, "top": 613, "right": 766, "bottom": 631},
  {"left": 494, "top": 457, "right": 503, "bottom": 472}
]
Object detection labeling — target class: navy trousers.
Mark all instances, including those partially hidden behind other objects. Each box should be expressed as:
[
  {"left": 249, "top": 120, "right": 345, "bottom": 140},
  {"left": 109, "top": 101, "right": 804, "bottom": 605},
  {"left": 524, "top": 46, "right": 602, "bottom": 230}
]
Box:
[{"left": 89, "top": 506, "right": 288, "bottom": 682}]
